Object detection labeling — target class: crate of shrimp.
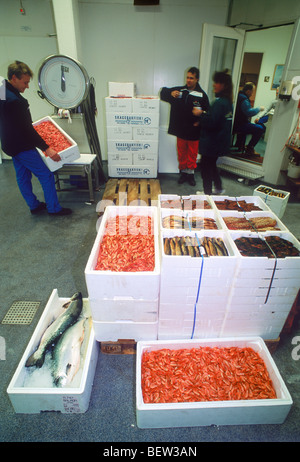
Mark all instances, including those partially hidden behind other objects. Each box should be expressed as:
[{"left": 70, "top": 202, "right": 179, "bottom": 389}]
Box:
[
  {"left": 33, "top": 116, "right": 80, "bottom": 172},
  {"left": 85, "top": 206, "right": 160, "bottom": 301},
  {"left": 136, "top": 337, "right": 293, "bottom": 428},
  {"left": 7, "top": 289, "right": 98, "bottom": 414}
]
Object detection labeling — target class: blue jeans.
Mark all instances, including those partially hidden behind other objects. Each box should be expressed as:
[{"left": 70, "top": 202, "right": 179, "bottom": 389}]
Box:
[
  {"left": 12, "top": 149, "right": 62, "bottom": 213},
  {"left": 236, "top": 122, "right": 265, "bottom": 148}
]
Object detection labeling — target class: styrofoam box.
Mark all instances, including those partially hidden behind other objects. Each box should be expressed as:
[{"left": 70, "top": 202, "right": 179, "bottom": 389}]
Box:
[
  {"left": 219, "top": 210, "right": 288, "bottom": 233},
  {"left": 210, "top": 195, "right": 271, "bottom": 213},
  {"left": 161, "top": 229, "right": 238, "bottom": 272},
  {"left": 108, "top": 164, "right": 157, "bottom": 178},
  {"left": 107, "top": 140, "right": 158, "bottom": 154},
  {"left": 253, "top": 185, "right": 290, "bottom": 219},
  {"left": 7, "top": 289, "right": 99, "bottom": 414},
  {"left": 106, "top": 126, "right": 132, "bottom": 140},
  {"left": 133, "top": 152, "right": 158, "bottom": 165},
  {"left": 105, "top": 96, "right": 133, "bottom": 112},
  {"left": 33, "top": 116, "right": 80, "bottom": 172},
  {"left": 132, "top": 127, "right": 159, "bottom": 141},
  {"left": 160, "top": 209, "right": 223, "bottom": 231},
  {"left": 107, "top": 152, "right": 132, "bottom": 166},
  {"left": 89, "top": 297, "right": 159, "bottom": 322},
  {"left": 136, "top": 337, "right": 293, "bottom": 428},
  {"left": 158, "top": 194, "right": 214, "bottom": 211},
  {"left": 132, "top": 96, "right": 160, "bottom": 113},
  {"left": 108, "top": 82, "right": 135, "bottom": 97},
  {"left": 106, "top": 113, "right": 159, "bottom": 128},
  {"left": 84, "top": 206, "right": 160, "bottom": 300},
  {"left": 93, "top": 319, "right": 158, "bottom": 342}
]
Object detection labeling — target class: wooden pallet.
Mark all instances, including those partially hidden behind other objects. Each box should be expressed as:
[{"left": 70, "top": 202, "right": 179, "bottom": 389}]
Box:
[{"left": 101, "top": 178, "right": 161, "bottom": 209}]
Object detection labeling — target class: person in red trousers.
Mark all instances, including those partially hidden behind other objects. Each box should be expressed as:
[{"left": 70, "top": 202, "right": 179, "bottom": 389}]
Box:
[{"left": 160, "top": 67, "right": 209, "bottom": 186}]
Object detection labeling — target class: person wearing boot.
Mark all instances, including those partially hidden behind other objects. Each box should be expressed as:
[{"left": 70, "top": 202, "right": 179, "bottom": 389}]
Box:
[
  {"left": 233, "top": 82, "right": 265, "bottom": 156},
  {"left": 160, "top": 67, "right": 209, "bottom": 185}
]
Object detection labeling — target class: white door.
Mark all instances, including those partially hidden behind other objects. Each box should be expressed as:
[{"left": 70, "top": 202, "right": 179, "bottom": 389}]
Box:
[{"left": 199, "top": 24, "right": 245, "bottom": 103}]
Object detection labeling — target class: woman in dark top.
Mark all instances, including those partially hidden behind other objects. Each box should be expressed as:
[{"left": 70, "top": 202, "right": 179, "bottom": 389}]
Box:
[{"left": 193, "top": 70, "right": 233, "bottom": 195}]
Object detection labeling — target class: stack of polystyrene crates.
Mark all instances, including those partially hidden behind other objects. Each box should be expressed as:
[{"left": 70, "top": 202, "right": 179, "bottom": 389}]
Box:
[
  {"left": 158, "top": 194, "right": 238, "bottom": 340},
  {"left": 84, "top": 206, "right": 160, "bottom": 341},
  {"left": 157, "top": 194, "right": 300, "bottom": 341},
  {"left": 105, "top": 82, "right": 159, "bottom": 178},
  {"left": 214, "top": 196, "right": 300, "bottom": 340}
]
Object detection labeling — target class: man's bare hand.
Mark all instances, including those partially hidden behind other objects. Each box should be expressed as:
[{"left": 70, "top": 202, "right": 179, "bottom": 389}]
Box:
[{"left": 45, "top": 147, "right": 61, "bottom": 162}]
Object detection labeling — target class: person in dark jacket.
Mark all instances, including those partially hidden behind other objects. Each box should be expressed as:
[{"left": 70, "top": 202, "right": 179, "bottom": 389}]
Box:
[
  {"left": 193, "top": 70, "right": 233, "bottom": 195},
  {"left": 0, "top": 61, "right": 72, "bottom": 215},
  {"left": 233, "top": 82, "right": 265, "bottom": 156},
  {"left": 160, "top": 67, "right": 209, "bottom": 186}
]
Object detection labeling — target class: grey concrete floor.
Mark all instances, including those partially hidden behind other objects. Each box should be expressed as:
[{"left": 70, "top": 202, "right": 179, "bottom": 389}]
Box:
[{"left": 0, "top": 159, "right": 299, "bottom": 443}]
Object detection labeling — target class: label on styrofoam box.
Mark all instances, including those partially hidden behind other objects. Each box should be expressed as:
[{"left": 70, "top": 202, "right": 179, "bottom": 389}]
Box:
[
  {"left": 107, "top": 140, "right": 158, "bottom": 154},
  {"left": 132, "top": 97, "right": 160, "bottom": 113},
  {"left": 108, "top": 164, "right": 157, "bottom": 178},
  {"left": 33, "top": 116, "right": 80, "bottom": 172},
  {"left": 108, "top": 82, "right": 135, "bottom": 98},
  {"left": 106, "top": 113, "right": 159, "bottom": 128},
  {"left": 106, "top": 126, "right": 132, "bottom": 140},
  {"left": 133, "top": 152, "right": 158, "bottom": 165},
  {"left": 136, "top": 337, "right": 293, "bottom": 428},
  {"left": 107, "top": 152, "right": 133, "bottom": 165},
  {"left": 105, "top": 97, "right": 133, "bottom": 112},
  {"left": 132, "top": 127, "right": 159, "bottom": 141}
]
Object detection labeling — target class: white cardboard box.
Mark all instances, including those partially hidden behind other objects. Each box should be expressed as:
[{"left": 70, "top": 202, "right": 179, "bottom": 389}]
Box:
[
  {"left": 133, "top": 152, "right": 158, "bottom": 166},
  {"left": 136, "top": 337, "right": 293, "bottom": 428},
  {"left": 108, "top": 82, "right": 135, "bottom": 97},
  {"left": 106, "top": 125, "right": 133, "bottom": 140},
  {"left": 105, "top": 96, "right": 133, "bottom": 112},
  {"left": 107, "top": 140, "right": 158, "bottom": 154},
  {"left": 132, "top": 127, "right": 159, "bottom": 141},
  {"left": 132, "top": 96, "right": 160, "bottom": 113},
  {"left": 108, "top": 164, "right": 157, "bottom": 178},
  {"left": 106, "top": 112, "right": 159, "bottom": 128},
  {"left": 33, "top": 116, "right": 80, "bottom": 172},
  {"left": 107, "top": 152, "right": 133, "bottom": 166},
  {"left": 7, "top": 289, "right": 99, "bottom": 414}
]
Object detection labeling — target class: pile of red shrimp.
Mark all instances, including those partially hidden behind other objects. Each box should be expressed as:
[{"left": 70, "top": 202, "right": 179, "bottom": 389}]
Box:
[
  {"left": 34, "top": 121, "right": 72, "bottom": 154},
  {"left": 95, "top": 215, "right": 155, "bottom": 272},
  {"left": 141, "top": 346, "right": 276, "bottom": 403}
]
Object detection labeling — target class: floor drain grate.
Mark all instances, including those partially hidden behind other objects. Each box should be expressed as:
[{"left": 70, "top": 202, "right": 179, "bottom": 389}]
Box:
[{"left": 1, "top": 301, "right": 40, "bottom": 325}]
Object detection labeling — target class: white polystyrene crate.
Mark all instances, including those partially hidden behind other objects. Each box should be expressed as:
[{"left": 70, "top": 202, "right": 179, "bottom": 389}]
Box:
[
  {"left": 89, "top": 297, "right": 159, "bottom": 322},
  {"left": 107, "top": 139, "right": 158, "bottom": 154},
  {"left": 108, "top": 82, "right": 135, "bottom": 98},
  {"left": 33, "top": 116, "right": 80, "bottom": 172},
  {"left": 106, "top": 112, "right": 159, "bottom": 128},
  {"left": 132, "top": 127, "right": 159, "bottom": 141},
  {"left": 85, "top": 206, "right": 160, "bottom": 300},
  {"left": 219, "top": 210, "right": 288, "bottom": 233},
  {"left": 230, "top": 231, "right": 300, "bottom": 270},
  {"left": 105, "top": 96, "right": 133, "bottom": 112},
  {"left": 136, "top": 337, "right": 293, "bottom": 428},
  {"left": 211, "top": 195, "right": 271, "bottom": 213},
  {"left": 220, "top": 322, "right": 282, "bottom": 340},
  {"left": 253, "top": 185, "right": 290, "bottom": 219},
  {"left": 181, "top": 195, "right": 215, "bottom": 210},
  {"left": 161, "top": 229, "right": 238, "bottom": 272},
  {"left": 106, "top": 125, "right": 133, "bottom": 140},
  {"left": 132, "top": 96, "right": 160, "bottom": 113},
  {"left": 160, "top": 209, "right": 223, "bottom": 232},
  {"left": 7, "top": 289, "right": 99, "bottom": 414},
  {"left": 108, "top": 164, "right": 157, "bottom": 178},
  {"left": 93, "top": 319, "right": 158, "bottom": 342}
]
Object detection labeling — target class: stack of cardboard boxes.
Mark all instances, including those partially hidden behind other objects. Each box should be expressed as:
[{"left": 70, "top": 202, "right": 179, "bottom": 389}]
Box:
[{"left": 105, "top": 82, "right": 159, "bottom": 178}]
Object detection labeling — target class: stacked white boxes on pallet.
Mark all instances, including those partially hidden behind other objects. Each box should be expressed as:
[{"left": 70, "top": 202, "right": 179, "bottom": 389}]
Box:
[
  {"left": 157, "top": 194, "right": 300, "bottom": 341},
  {"left": 105, "top": 83, "right": 159, "bottom": 178},
  {"left": 84, "top": 206, "right": 161, "bottom": 341},
  {"left": 158, "top": 194, "right": 238, "bottom": 340}
]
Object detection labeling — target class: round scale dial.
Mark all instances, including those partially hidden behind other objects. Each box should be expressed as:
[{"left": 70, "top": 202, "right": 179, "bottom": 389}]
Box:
[{"left": 38, "top": 54, "right": 90, "bottom": 109}]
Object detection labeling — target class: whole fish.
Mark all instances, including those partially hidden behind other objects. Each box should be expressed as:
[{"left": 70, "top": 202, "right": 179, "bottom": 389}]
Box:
[
  {"left": 25, "top": 292, "right": 83, "bottom": 368},
  {"left": 51, "top": 317, "right": 87, "bottom": 387}
]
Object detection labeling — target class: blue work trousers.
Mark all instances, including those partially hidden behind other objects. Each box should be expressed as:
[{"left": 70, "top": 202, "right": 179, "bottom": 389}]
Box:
[
  {"left": 237, "top": 122, "right": 265, "bottom": 148},
  {"left": 12, "top": 149, "right": 62, "bottom": 213}
]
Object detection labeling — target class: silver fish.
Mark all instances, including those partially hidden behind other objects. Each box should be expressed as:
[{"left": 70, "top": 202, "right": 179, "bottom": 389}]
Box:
[
  {"left": 25, "top": 292, "right": 83, "bottom": 368},
  {"left": 51, "top": 317, "right": 87, "bottom": 387}
]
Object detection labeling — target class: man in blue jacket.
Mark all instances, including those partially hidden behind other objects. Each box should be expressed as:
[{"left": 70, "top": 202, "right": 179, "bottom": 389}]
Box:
[
  {"left": 160, "top": 67, "right": 209, "bottom": 185},
  {"left": 233, "top": 82, "right": 265, "bottom": 156},
  {"left": 0, "top": 61, "right": 72, "bottom": 216}
]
